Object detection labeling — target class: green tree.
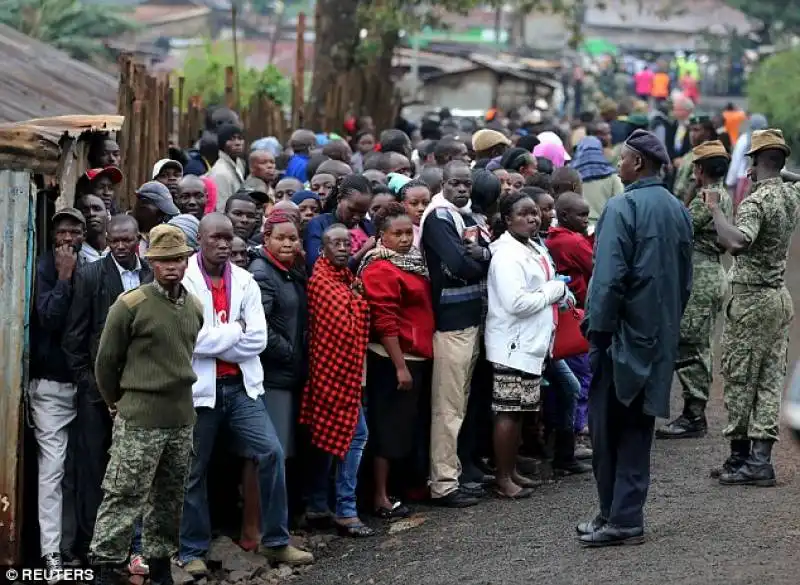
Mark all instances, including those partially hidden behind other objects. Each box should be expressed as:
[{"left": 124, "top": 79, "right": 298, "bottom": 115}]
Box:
[
  {"left": 722, "top": 0, "right": 800, "bottom": 46},
  {"left": 0, "top": 0, "right": 136, "bottom": 63},
  {"left": 747, "top": 47, "right": 800, "bottom": 154},
  {"left": 178, "top": 40, "right": 291, "bottom": 108}
]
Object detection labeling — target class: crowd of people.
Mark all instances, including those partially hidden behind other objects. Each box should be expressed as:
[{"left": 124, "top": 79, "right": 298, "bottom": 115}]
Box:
[{"left": 28, "top": 88, "right": 798, "bottom": 584}]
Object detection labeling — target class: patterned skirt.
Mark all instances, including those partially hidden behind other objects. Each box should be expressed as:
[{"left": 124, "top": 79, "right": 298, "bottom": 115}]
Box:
[{"left": 491, "top": 363, "right": 542, "bottom": 413}]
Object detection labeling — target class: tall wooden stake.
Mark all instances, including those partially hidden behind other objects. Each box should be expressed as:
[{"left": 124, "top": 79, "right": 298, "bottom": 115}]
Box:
[
  {"left": 231, "top": 3, "right": 241, "bottom": 109},
  {"left": 293, "top": 12, "right": 306, "bottom": 127}
]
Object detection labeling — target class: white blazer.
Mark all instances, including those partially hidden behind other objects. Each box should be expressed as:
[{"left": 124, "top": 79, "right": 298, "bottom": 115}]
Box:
[
  {"left": 183, "top": 255, "right": 268, "bottom": 408},
  {"left": 485, "top": 231, "right": 568, "bottom": 375}
]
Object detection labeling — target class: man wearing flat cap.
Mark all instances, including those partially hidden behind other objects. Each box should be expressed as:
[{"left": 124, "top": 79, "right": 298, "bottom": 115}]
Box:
[
  {"left": 577, "top": 129, "right": 693, "bottom": 547},
  {"left": 472, "top": 129, "right": 512, "bottom": 163},
  {"left": 133, "top": 181, "right": 180, "bottom": 258},
  {"left": 658, "top": 141, "right": 732, "bottom": 441},
  {"left": 89, "top": 225, "right": 202, "bottom": 585},
  {"left": 704, "top": 128, "right": 799, "bottom": 487}
]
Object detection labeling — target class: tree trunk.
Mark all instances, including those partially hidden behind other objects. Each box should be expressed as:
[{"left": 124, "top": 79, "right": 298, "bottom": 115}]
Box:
[{"left": 307, "top": 0, "right": 361, "bottom": 129}]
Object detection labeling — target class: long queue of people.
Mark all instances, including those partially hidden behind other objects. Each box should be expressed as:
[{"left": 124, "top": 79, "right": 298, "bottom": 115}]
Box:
[{"left": 28, "top": 101, "right": 797, "bottom": 583}]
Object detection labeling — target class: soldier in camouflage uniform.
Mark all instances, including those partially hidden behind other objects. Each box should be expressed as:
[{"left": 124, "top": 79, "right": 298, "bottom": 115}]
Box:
[
  {"left": 658, "top": 141, "right": 733, "bottom": 439},
  {"left": 89, "top": 225, "right": 203, "bottom": 585},
  {"left": 672, "top": 114, "right": 720, "bottom": 203},
  {"left": 703, "top": 129, "right": 798, "bottom": 486}
]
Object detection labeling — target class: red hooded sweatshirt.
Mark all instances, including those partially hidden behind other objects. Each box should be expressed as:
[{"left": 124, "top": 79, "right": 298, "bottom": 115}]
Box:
[{"left": 546, "top": 226, "right": 594, "bottom": 307}]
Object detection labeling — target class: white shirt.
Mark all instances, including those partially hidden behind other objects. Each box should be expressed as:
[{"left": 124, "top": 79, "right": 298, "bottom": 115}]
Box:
[
  {"left": 112, "top": 255, "right": 142, "bottom": 292},
  {"left": 79, "top": 242, "right": 107, "bottom": 264}
]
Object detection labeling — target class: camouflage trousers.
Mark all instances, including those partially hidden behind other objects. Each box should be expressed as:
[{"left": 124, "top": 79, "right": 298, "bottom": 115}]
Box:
[
  {"left": 721, "top": 286, "right": 794, "bottom": 441},
  {"left": 90, "top": 416, "right": 193, "bottom": 563},
  {"left": 675, "top": 257, "right": 726, "bottom": 404}
]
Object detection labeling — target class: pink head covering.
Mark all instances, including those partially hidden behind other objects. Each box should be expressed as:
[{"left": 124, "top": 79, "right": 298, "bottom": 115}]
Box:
[
  {"left": 533, "top": 142, "right": 568, "bottom": 168},
  {"left": 201, "top": 176, "right": 218, "bottom": 215}
]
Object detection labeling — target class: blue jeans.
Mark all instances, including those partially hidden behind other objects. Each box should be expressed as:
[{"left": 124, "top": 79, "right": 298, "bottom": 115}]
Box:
[
  {"left": 131, "top": 520, "right": 143, "bottom": 555},
  {"left": 543, "top": 359, "right": 580, "bottom": 432},
  {"left": 305, "top": 409, "right": 368, "bottom": 519},
  {"left": 180, "top": 380, "right": 289, "bottom": 562}
]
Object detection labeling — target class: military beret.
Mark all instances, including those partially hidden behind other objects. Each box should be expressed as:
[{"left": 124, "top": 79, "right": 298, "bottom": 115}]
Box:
[
  {"left": 624, "top": 129, "right": 671, "bottom": 167},
  {"left": 747, "top": 128, "right": 791, "bottom": 157},
  {"left": 692, "top": 140, "right": 730, "bottom": 162}
]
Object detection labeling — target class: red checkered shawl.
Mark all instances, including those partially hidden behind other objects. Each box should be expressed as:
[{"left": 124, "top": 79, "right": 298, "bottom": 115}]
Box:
[{"left": 300, "top": 256, "right": 370, "bottom": 458}]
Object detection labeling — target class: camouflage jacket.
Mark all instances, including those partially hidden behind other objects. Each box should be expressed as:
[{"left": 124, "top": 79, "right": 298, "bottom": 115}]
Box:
[
  {"left": 673, "top": 151, "right": 696, "bottom": 202},
  {"left": 692, "top": 180, "right": 733, "bottom": 257},
  {"left": 730, "top": 177, "right": 800, "bottom": 287}
]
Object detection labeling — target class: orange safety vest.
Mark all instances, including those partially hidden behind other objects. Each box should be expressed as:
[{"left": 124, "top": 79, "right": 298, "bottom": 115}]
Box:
[{"left": 651, "top": 73, "right": 670, "bottom": 99}]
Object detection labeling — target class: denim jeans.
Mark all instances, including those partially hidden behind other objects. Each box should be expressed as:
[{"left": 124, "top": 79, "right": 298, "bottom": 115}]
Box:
[
  {"left": 180, "top": 380, "right": 289, "bottom": 562},
  {"left": 131, "top": 520, "right": 143, "bottom": 555},
  {"left": 306, "top": 409, "right": 367, "bottom": 519},
  {"left": 543, "top": 359, "right": 580, "bottom": 431}
]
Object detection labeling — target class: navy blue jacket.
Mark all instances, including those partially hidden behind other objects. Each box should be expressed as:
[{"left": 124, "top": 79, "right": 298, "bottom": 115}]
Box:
[
  {"left": 586, "top": 176, "right": 693, "bottom": 418},
  {"left": 303, "top": 212, "right": 375, "bottom": 274},
  {"left": 31, "top": 251, "right": 76, "bottom": 383},
  {"left": 421, "top": 208, "right": 490, "bottom": 332}
]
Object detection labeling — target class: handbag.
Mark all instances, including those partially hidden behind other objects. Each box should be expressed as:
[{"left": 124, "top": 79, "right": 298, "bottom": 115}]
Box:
[{"left": 552, "top": 303, "right": 589, "bottom": 360}]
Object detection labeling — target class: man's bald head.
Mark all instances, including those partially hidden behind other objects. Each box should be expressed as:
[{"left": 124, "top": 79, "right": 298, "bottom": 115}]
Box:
[
  {"left": 198, "top": 212, "right": 234, "bottom": 236},
  {"left": 554, "top": 191, "right": 590, "bottom": 235},
  {"left": 322, "top": 223, "right": 349, "bottom": 245},
  {"left": 317, "top": 159, "right": 353, "bottom": 178},
  {"left": 442, "top": 160, "right": 470, "bottom": 181},
  {"left": 179, "top": 175, "right": 206, "bottom": 193},
  {"left": 108, "top": 213, "right": 139, "bottom": 233}
]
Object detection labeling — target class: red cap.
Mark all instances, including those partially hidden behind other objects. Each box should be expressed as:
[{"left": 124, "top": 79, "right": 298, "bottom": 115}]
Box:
[{"left": 84, "top": 166, "right": 123, "bottom": 184}]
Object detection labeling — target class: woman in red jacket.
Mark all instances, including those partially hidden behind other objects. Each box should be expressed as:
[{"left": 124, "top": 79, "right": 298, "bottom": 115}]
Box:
[{"left": 360, "top": 202, "right": 435, "bottom": 519}]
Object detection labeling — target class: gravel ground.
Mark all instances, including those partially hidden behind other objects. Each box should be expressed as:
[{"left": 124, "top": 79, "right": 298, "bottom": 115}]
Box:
[{"left": 295, "top": 236, "right": 800, "bottom": 585}]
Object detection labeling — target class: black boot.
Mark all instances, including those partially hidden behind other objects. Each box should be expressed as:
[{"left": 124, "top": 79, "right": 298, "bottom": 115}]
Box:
[
  {"left": 719, "top": 439, "right": 777, "bottom": 487},
  {"left": 710, "top": 439, "right": 750, "bottom": 479},
  {"left": 656, "top": 399, "right": 707, "bottom": 439},
  {"left": 91, "top": 564, "right": 124, "bottom": 585},
  {"left": 149, "top": 558, "right": 174, "bottom": 585},
  {"left": 552, "top": 430, "right": 592, "bottom": 475}
]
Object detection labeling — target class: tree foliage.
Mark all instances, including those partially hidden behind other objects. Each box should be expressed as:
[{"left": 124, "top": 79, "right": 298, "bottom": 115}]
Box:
[
  {"left": 0, "top": 0, "right": 136, "bottom": 63},
  {"left": 178, "top": 40, "right": 291, "bottom": 108},
  {"left": 722, "top": 0, "right": 800, "bottom": 45},
  {"left": 747, "top": 47, "right": 800, "bottom": 153}
]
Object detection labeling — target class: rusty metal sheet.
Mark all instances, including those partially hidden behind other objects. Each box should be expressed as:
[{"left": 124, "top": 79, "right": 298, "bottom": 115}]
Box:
[
  {"left": 0, "top": 23, "right": 117, "bottom": 124},
  {"left": 0, "top": 170, "right": 36, "bottom": 564}
]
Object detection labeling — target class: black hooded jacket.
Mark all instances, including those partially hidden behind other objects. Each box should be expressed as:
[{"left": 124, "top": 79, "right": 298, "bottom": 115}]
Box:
[{"left": 247, "top": 247, "right": 308, "bottom": 392}]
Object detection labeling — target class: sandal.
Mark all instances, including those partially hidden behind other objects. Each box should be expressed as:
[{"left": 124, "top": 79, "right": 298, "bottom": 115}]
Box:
[
  {"left": 334, "top": 520, "right": 376, "bottom": 538},
  {"left": 492, "top": 486, "right": 534, "bottom": 500},
  {"left": 374, "top": 501, "right": 411, "bottom": 520}
]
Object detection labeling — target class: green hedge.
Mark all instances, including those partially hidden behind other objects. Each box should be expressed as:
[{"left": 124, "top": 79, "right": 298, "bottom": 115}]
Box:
[{"left": 747, "top": 48, "right": 800, "bottom": 156}]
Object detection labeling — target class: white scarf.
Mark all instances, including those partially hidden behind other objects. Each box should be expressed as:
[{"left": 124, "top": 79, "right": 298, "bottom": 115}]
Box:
[{"left": 419, "top": 192, "right": 473, "bottom": 238}]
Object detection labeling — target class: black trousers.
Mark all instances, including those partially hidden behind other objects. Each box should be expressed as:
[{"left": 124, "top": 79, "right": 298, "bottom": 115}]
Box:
[
  {"left": 589, "top": 345, "right": 655, "bottom": 528},
  {"left": 74, "top": 391, "right": 112, "bottom": 555}
]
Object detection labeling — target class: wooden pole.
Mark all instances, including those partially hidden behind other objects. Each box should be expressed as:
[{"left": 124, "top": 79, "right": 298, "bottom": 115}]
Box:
[
  {"left": 231, "top": 3, "right": 241, "bottom": 109},
  {"left": 224, "top": 66, "right": 235, "bottom": 109},
  {"left": 293, "top": 12, "right": 306, "bottom": 128}
]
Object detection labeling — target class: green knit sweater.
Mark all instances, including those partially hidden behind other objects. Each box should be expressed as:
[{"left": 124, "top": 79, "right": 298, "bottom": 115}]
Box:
[{"left": 94, "top": 283, "right": 204, "bottom": 428}]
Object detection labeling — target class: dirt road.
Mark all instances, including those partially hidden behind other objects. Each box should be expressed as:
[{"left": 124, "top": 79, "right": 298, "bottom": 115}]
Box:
[{"left": 296, "top": 234, "right": 800, "bottom": 585}]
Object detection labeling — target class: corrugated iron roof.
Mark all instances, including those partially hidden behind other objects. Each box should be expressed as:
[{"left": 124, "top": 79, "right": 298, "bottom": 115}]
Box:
[
  {"left": 0, "top": 115, "right": 124, "bottom": 172},
  {"left": 0, "top": 23, "right": 118, "bottom": 124}
]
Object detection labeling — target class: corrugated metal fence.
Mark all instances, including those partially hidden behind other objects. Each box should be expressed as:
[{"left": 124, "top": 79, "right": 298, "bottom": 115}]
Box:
[{"left": 0, "top": 170, "right": 36, "bottom": 564}]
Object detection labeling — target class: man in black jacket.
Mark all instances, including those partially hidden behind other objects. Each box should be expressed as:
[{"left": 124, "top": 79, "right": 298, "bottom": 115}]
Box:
[
  {"left": 62, "top": 215, "right": 152, "bottom": 563},
  {"left": 30, "top": 208, "right": 85, "bottom": 573},
  {"left": 421, "top": 161, "right": 491, "bottom": 508}
]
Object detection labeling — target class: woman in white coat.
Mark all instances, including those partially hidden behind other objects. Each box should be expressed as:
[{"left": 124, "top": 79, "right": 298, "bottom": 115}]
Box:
[{"left": 485, "top": 191, "right": 569, "bottom": 498}]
